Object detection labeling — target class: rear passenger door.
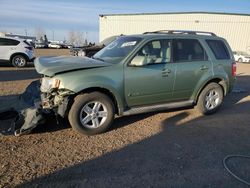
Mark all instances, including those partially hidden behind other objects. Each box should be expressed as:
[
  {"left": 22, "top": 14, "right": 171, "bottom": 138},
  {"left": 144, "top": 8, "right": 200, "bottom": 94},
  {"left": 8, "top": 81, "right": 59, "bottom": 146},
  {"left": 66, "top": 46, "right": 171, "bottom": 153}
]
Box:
[
  {"left": 0, "top": 38, "right": 5, "bottom": 60},
  {"left": 172, "top": 39, "right": 212, "bottom": 101},
  {"left": 0, "top": 38, "right": 20, "bottom": 60}
]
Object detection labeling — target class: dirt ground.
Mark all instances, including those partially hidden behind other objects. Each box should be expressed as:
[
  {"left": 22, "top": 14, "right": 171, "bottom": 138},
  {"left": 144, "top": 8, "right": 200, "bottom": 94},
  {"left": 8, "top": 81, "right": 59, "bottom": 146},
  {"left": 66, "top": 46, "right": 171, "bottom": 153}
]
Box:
[
  {"left": 34, "top": 49, "right": 70, "bottom": 57},
  {"left": 0, "top": 50, "right": 250, "bottom": 188}
]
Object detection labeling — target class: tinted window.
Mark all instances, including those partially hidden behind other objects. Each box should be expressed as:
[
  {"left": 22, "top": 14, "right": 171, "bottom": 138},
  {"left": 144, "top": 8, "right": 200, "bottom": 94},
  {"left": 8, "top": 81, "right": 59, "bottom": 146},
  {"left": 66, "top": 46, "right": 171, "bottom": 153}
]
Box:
[
  {"left": 0, "top": 38, "right": 20, "bottom": 46},
  {"left": 173, "top": 39, "right": 208, "bottom": 62},
  {"left": 206, "top": 40, "right": 230, "bottom": 60},
  {"left": 134, "top": 40, "right": 171, "bottom": 64},
  {"left": 0, "top": 38, "right": 5, "bottom": 45}
]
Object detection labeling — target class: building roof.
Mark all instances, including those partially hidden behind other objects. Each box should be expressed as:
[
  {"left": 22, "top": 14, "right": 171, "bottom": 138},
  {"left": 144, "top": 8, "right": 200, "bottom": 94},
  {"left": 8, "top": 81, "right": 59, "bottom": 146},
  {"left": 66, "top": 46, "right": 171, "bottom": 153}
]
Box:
[{"left": 100, "top": 11, "right": 250, "bottom": 17}]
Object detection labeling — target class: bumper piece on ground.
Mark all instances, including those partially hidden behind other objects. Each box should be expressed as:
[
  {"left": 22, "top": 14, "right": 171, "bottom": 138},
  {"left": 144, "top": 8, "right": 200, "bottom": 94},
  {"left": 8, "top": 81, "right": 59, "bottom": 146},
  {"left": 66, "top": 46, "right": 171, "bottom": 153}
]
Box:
[
  {"left": 14, "top": 107, "right": 45, "bottom": 136},
  {"left": 0, "top": 80, "right": 71, "bottom": 136},
  {"left": 0, "top": 80, "right": 48, "bottom": 136}
]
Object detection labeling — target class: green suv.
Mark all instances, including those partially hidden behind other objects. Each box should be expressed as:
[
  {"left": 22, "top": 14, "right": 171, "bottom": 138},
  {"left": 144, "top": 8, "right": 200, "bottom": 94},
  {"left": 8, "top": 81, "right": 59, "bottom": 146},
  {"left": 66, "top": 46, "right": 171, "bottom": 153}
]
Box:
[{"left": 35, "top": 30, "right": 236, "bottom": 135}]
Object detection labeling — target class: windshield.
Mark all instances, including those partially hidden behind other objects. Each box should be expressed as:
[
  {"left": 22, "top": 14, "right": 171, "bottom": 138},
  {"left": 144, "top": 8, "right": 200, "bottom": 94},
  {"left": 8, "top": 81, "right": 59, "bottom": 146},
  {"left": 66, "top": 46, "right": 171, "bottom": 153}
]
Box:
[
  {"left": 99, "top": 36, "right": 117, "bottom": 46},
  {"left": 93, "top": 36, "right": 142, "bottom": 64}
]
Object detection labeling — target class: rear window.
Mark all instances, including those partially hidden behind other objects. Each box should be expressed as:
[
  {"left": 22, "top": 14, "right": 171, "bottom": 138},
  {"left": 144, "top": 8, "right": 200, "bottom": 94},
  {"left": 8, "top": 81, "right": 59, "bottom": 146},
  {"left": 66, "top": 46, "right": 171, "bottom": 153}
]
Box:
[
  {"left": 206, "top": 40, "right": 230, "bottom": 60},
  {"left": 0, "top": 38, "right": 20, "bottom": 46}
]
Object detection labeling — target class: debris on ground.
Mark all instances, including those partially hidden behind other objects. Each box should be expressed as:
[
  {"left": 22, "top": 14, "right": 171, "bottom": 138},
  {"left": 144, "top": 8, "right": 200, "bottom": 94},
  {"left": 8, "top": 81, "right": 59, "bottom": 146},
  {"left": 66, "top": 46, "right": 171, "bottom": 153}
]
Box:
[
  {"left": 0, "top": 80, "right": 49, "bottom": 136},
  {"left": 14, "top": 107, "right": 46, "bottom": 136}
]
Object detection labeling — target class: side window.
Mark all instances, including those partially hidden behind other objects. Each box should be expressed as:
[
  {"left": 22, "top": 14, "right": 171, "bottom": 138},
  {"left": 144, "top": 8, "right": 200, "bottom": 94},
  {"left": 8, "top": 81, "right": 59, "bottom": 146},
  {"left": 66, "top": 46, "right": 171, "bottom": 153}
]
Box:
[
  {"left": 135, "top": 40, "right": 171, "bottom": 65},
  {"left": 173, "top": 39, "right": 208, "bottom": 62},
  {"left": 0, "top": 38, "right": 20, "bottom": 46},
  {"left": 152, "top": 41, "right": 161, "bottom": 49},
  {"left": 0, "top": 38, "right": 5, "bottom": 45},
  {"left": 206, "top": 40, "right": 230, "bottom": 60}
]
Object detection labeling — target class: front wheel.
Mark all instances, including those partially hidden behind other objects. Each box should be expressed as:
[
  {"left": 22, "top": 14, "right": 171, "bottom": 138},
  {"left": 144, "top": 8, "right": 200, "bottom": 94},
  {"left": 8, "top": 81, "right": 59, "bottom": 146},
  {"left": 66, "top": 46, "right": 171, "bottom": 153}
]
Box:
[
  {"left": 196, "top": 83, "right": 223, "bottom": 115},
  {"left": 11, "top": 55, "right": 27, "bottom": 67},
  {"left": 68, "top": 92, "right": 115, "bottom": 135}
]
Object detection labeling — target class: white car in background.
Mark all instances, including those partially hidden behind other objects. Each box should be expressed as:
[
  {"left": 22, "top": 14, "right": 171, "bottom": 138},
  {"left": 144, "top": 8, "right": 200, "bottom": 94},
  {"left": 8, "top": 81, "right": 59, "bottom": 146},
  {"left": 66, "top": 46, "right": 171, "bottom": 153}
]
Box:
[
  {"left": 0, "top": 37, "right": 34, "bottom": 67},
  {"left": 233, "top": 51, "right": 250, "bottom": 63},
  {"left": 35, "top": 42, "right": 46, "bottom": 48},
  {"left": 48, "top": 43, "right": 61, "bottom": 49}
]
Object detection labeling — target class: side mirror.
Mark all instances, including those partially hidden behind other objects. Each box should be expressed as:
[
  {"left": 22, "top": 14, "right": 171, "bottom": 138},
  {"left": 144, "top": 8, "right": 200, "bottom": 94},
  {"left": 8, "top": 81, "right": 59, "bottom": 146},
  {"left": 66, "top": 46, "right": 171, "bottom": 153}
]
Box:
[{"left": 130, "top": 56, "right": 148, "bottom": 66}]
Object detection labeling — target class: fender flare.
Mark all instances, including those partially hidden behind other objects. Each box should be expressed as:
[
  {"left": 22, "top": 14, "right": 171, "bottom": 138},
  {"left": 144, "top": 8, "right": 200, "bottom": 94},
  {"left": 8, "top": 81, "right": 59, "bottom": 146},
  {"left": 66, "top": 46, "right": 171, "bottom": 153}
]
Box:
[{"left": 10, "top": 53, "right": 30, "bottom": 62}]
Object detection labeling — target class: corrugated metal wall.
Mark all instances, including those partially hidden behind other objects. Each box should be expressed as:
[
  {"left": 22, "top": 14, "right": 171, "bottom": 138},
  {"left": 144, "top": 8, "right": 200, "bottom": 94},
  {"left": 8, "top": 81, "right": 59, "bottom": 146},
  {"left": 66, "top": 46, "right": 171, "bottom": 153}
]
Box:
[{"left": 99, "top": 13, "right": 250, "bottom": 52}]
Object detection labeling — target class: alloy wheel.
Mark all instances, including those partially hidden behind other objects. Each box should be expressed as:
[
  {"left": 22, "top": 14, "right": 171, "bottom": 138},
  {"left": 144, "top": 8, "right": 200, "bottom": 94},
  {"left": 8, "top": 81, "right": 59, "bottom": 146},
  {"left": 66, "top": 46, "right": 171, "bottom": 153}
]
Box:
[
  {"left": 205, "top": 90, "right": 220, "bottom": 110},
  {"left": 14, "top": 56, "right": 26, "bottom": 67},
  {"left": 79, "top": 101, "right": 108, "bottom": 129}
]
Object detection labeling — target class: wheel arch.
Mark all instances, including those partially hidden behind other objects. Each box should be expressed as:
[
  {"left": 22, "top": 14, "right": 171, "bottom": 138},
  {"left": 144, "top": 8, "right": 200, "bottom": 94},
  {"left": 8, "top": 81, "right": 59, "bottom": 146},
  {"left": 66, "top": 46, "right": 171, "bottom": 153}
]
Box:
[
  {"left": 10, "top": 52, "right": 29, "bottom": 62},
  {"left": 72, "top": 87, "right": 123, "bottom": 116},
  {"left": 194, "top": 78, "right": 227, "bottom": 104}
]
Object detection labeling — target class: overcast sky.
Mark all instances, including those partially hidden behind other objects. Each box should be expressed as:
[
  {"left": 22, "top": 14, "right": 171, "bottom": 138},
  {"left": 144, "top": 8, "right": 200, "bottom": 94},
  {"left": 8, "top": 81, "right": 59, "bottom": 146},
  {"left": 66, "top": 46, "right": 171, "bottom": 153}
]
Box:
[{"left": 0, "top": 0, "right": 250, "bottom": 42}]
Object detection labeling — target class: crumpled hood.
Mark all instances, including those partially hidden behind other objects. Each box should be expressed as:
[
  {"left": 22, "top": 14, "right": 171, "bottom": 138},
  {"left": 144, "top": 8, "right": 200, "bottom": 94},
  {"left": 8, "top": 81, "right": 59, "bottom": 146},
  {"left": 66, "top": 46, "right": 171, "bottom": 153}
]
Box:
[{"left": 34, "top": 56, "right": 112, "bottom": 77}]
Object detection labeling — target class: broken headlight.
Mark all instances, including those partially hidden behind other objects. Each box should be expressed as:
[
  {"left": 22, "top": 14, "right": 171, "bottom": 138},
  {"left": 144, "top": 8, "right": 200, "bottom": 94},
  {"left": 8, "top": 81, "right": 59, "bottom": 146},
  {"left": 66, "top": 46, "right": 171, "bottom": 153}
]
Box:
[{"left": 40, "top": 77, "right": 61, "bottom": 92}]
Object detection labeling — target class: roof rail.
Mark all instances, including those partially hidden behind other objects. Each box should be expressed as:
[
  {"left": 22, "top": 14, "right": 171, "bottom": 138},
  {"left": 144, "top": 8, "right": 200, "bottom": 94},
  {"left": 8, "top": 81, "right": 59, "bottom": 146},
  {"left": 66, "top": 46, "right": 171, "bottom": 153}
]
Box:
[{"left": 143, "top": 30, "right": 216, "bottom": 36}]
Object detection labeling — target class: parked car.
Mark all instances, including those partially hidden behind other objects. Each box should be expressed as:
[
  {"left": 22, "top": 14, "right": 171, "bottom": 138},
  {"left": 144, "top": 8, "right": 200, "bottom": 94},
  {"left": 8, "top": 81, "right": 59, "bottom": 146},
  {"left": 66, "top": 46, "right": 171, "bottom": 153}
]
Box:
[
  {"left": 233, "top": 51, "right": 250, "bottom": 63},
  {"left": 70, "top": 35, "right": 119, "bottom": 57},
  {"left": 31, "top": 30, "right": 236, "bottom": 135},
  {"left": 0, "top": 37, "right": 34, "bottom": 67},
  {"left": 48, "top": 43, "right": 61, "bottom": 49},
  {"left": 60, "top": 43, "right": 69, "bottom": 49},
  {"left": 35, "top": 42, "right": 47, "bottom": 48}
]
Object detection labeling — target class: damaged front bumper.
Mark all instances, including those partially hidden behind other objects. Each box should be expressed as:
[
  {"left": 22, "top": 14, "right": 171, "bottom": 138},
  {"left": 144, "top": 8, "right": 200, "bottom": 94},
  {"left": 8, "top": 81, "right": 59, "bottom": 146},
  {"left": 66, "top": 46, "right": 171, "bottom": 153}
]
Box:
[
  {"left": 13, "top": 79, "right": 75, "bottom": 136},
  {"left": 40, "top": 89, "right": 74, "bottom": 117}
]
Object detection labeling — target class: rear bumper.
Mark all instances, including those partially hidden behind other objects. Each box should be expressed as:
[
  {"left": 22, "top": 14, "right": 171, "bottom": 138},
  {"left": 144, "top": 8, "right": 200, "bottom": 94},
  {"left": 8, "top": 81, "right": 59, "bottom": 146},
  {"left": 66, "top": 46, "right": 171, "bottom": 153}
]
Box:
[
  {"left": 228, "top": 76, "right": 237, "bottom": 93},
  {"left": 29, "top": 57, "right": 36, "bottom": 62},
  {"left": 26, "top": 50, "right": 35, "bottom": 61}
]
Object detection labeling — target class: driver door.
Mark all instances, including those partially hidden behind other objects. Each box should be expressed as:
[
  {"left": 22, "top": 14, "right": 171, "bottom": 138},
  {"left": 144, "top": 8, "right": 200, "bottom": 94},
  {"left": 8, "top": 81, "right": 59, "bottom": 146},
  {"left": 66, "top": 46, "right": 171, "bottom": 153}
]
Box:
[{"left": 124, "top": 39, "right": 176, "bottom": 107}]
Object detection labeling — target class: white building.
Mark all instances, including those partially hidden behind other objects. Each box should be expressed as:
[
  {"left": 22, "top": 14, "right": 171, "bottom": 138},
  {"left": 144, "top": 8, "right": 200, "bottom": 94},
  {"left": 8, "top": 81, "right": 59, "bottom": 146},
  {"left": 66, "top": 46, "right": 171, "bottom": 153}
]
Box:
[{"left": 99, "top": 12, "right": 250, "bottom": 53}]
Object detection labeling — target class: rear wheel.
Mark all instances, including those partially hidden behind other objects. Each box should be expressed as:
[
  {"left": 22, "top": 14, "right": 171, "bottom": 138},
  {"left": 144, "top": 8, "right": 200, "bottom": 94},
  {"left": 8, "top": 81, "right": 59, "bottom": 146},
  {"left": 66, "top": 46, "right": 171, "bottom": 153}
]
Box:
[
  {"left": 68, "top": 92, "right": 115, "bottom": 135},
  {"left": 197, "top": 83, "right": 223, "bottom": 115},
  {"left": 11, "top": 55, "right": 27, "bottom": 67}
]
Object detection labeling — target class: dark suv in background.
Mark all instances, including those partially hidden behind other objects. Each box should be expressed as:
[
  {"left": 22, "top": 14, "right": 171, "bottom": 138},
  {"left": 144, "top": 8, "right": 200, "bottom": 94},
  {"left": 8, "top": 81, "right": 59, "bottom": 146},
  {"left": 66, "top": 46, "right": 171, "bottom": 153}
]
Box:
[{"left": 70, "top": 35, "right": 119, "bottom": 57}]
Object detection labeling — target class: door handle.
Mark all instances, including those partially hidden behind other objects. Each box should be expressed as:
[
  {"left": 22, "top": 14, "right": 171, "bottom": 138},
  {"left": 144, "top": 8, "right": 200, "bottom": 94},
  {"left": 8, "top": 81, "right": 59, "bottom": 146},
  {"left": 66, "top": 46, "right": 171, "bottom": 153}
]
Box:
[
  {"left": 200, "top": 65, "right": 209, "bottom": 70},
  {"left": 162, "top": 69, "right": 171, "bottom": 73},
  {"left": 162, "top": 69, "right": 171, "bottom": 77}
]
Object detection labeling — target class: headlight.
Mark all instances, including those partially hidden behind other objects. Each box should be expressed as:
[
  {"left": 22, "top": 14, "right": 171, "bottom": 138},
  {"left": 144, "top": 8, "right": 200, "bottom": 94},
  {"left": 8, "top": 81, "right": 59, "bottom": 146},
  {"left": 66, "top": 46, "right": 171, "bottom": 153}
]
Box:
[{"left": 41, "top": 77, "right": 61, "bottom": 92}]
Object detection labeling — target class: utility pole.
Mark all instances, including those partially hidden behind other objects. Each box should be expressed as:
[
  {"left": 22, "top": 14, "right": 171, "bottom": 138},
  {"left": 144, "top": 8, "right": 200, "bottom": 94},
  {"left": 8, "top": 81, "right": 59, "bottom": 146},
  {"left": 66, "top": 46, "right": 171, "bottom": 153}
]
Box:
[
  {"left": 85, "top": 32, "right": 88, "bottom": 45},
  {"left": 51, "top": 30, "right": 54, "bottom": 41}
]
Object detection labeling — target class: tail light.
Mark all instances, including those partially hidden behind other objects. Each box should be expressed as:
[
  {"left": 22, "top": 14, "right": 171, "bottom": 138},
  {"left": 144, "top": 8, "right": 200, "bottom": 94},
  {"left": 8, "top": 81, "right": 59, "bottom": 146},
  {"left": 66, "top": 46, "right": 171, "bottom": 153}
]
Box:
[{"left": 232, "top": 62, "right": 237, "bottom": 77}]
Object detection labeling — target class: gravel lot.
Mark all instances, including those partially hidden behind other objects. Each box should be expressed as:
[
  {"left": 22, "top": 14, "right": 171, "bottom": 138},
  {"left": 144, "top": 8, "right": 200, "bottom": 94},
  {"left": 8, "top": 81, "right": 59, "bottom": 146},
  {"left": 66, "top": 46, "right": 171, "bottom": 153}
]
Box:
[{"left": 0, "top": 50, "right": 250, "bottom": 188}]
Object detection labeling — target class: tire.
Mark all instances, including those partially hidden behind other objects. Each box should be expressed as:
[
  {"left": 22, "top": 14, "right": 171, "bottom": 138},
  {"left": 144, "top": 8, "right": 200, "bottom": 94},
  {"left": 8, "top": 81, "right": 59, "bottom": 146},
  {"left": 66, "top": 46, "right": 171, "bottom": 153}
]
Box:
[
  {"left": 11, "top": 55, "right": 27, "bottom": 67},
  {"left": 197, "top": 83, "right": 223, "bottom": 115},
  {"left": 68, "top": 92, "right": 115, "bottom": 135},
  {"left": 238, "top": 58, "right": 243, "bottom": 63}
]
